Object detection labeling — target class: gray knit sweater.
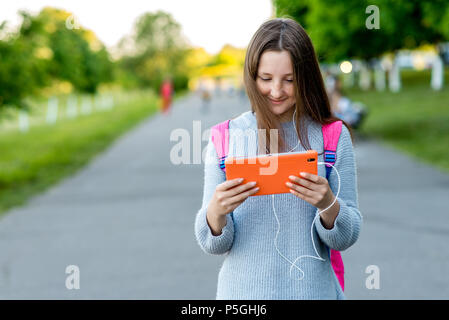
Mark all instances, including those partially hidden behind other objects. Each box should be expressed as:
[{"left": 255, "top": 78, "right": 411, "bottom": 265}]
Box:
[{"left": 194, "top": 110, "right": 362, "bottom": 299}]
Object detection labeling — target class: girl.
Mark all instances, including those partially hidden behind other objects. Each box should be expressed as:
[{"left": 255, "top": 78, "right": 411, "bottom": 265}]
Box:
[{"left": 194, "top": 18, "right": 362, "bottom": 300}]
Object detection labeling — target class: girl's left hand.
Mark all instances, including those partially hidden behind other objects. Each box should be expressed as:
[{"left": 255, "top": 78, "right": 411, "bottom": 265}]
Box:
[{"left": 285, "top": 172, "right": 335, "bottom": 211}]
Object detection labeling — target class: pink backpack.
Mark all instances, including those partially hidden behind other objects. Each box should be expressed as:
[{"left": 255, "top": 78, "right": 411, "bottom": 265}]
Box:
[{"left": 210, "top": 118, "right": 345, "bottom": 291}]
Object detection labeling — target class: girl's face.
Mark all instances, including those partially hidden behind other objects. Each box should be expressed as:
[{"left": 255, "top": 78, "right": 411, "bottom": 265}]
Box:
[{"left": 256, "top": 50, "right": 296, "bottom": 122}]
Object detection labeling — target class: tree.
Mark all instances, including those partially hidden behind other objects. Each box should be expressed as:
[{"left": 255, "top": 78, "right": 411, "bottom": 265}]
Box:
[
  {"left": 274, "top": 0, "right": 310, "bottom": 28},
  {"left": 19, "top": 7, "right": 113, "bottom": 93},
  {"left": 0, "top": 20, "right": 48, "bottom": 111},
  {"left": 117, "top": 11, "right": 190, "bottom": 92},
  {"left": 273, "top": 0, "right": 449, "bottom": 62}
]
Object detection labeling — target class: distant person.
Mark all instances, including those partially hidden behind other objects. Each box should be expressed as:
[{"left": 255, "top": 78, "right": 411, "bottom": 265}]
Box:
[
  {"left": 198, "top": 82, "right": 211, "bottom": 114},
  {"left": 324, "top": 70, "right": 336, "bottom": 93},
  {"left": 327, "top": 75, "right": 367, "bottom": 129},
  {"left": 214, "top": 78, "right": 222, "bottom": 97},
  {"left": 160, "top": 77, "right": 174, "bottom": 115},
  {"left": 227, "top": 85, "right": 235, "bottom": 97}
]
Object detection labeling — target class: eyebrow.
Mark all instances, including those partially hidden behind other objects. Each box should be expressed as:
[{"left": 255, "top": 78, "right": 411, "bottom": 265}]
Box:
[{"left": 260, "top": 72, "right": 293, "bottom": 76}]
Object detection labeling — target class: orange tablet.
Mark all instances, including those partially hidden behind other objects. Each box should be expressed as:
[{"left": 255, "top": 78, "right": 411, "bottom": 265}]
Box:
[{"left": 224, "top": 150, "right": 318, "bottom": 196}]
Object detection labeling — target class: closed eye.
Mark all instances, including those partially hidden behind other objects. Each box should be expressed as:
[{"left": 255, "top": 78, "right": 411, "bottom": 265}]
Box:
[{"left": 259, "top": 77, "right": 293, "bottom": 82}]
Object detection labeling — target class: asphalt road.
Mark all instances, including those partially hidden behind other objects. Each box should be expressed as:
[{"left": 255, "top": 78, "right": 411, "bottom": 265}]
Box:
[{"left": 0, "top": 91, "right": 448, "bottom": 299}]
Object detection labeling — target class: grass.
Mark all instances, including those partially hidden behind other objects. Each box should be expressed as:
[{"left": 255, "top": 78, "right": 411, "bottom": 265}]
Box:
[
  {"left": 344, "top": 68, "right": 449, "bottom": 173},
  {"left": 0, "top": 90, "right": 176, "bottom": 215}
]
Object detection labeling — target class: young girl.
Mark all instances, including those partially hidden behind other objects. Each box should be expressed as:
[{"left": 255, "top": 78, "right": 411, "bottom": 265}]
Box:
[{"left": 194, "top": 18, "right": 362, "bottom": 300}]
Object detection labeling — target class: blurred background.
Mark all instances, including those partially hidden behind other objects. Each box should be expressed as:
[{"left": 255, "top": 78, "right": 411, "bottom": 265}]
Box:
[{"left": 0, "top": 0, "right": 448, "bottom": 299}]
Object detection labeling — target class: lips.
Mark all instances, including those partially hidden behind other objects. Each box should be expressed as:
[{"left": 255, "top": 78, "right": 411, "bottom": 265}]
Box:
[{"left": 269, "top": 98, "right": 286, "bottom": 104}]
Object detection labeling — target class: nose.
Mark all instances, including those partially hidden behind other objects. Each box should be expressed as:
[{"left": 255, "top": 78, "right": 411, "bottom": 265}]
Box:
[{"left": 270, "top": 81, "right": 284, "bottom": 99}]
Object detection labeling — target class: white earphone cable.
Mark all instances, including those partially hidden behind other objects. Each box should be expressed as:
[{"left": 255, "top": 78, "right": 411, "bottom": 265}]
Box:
[
  {"left": 271, "top": 162, "right": 340, "bottom": 280},
  {"left": 268, "top": 108, "right": 341, "bottom": 280}
]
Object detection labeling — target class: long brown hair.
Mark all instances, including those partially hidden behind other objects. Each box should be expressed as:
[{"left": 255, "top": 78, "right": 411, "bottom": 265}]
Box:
[{"left": 243, "top": 17, "right": 353, "bottom": 155}]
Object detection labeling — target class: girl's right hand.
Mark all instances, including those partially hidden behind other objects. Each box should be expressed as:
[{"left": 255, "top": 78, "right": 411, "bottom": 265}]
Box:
[{"left": 208, "top": 178, "right": 259, "bottom": 217}]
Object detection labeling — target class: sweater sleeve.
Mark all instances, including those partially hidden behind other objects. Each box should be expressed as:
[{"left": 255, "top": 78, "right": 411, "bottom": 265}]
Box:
[
  {"left": 314, "top": 124, "right": 363, "bottom": 251},
  {"left": 194, "top": 134, "right": 235, "bottom": 255}
]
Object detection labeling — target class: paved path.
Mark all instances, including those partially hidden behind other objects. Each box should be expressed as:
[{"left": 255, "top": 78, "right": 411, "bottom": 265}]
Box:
[
  {"left": 0, "top": 92, "right": 448, "bottom": 299},
  {"left": 344, "top": 135, "right": 449, "bottom": 299}
]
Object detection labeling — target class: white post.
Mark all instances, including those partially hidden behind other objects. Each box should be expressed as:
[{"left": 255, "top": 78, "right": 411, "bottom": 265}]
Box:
[
  {"left": 106, "top": 95, "right": 114, "bottom": 109},
  {"left": 431, "top": 55, "right": 443, "bottom": 91},
  {"left": 66, "top": 95, "right": 78, "bottom": 119},
  {"left": 374, "top": 63, "right": 386, "bottom": 91},
  {"left": 359, "top": 63, "right": 372, "bottom": 90},
  {"left": 95, "top": 94, "right": 105, "bottom": 111},
  {"left": 389, "top": 58, "right": 401, "bottom": 92},
  {"left": 80, "top": 96, "right": 92, "bottom": 115},
  {"left": 46, "top": 97, "right": 58, "bottom": 124},
  {"left": 18, "top": 110, "right": 29, "bottom": 132}
]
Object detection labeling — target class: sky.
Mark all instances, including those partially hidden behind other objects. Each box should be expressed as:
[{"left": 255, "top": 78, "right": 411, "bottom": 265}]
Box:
[{"left": 0, "top": 0, "right": 274, "bottom": 54}]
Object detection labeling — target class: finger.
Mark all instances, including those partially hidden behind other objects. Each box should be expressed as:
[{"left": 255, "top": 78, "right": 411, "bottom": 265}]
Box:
[
  {"left": 224, "top": 181, "right": 257, "bottom": 198},
  {"left": 286, "top": 182, "right": 314, "bottom": 197},
  {"left": 289, "top": 188, "right": 313, "bottom": 203},
  {"left": 227, "top": 186, "right": 259, "bottom": 205},
  {"left": 288, "top": 175, "right": 320, "bottom": 191},
  {"left": 217, "top": 178, "right": 243, "bottom": 191},
  {"left": 299, "top": 172, "right": 325, "bottom": 184},
  {"left": 235, "top": 186, "right": 259, "bottom": 201}
]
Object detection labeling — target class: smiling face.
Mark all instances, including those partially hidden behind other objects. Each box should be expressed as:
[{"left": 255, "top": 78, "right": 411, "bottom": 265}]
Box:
[{"left": 256, "top": 50, "right": 296, "bottom": 122}]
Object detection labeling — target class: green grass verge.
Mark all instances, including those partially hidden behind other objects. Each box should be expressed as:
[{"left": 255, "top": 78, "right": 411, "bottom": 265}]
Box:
[
  {"left": 345, "top": 68, "right": 449, "bottom": 173},
  {"left": 0, "top": 90, "right": 169, "bottom": 215}
]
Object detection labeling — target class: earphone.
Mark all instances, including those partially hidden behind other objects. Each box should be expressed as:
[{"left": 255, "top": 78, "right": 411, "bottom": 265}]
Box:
[{"left": 267, "top": 108, "right": 342, "bottom": 280}]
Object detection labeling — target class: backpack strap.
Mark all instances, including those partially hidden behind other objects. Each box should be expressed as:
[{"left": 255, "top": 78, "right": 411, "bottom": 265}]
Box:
[
  {"left": 322, "top": 120, "right": 343, "bottom": 179},
  {"left": 322, "top": 120, "right": 345, "bottom": 292},
  {"left": 211, "top": 120, "right": 230, "bottom": 173}
]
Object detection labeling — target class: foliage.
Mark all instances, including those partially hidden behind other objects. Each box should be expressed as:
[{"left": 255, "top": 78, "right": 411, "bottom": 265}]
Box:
[
  {"left": 0, "top": 7, "right": 113, "bottom": 111},
  {"left": 273, "top": 0, "right": 449, "bottom": 62},
  {"left": 19, "top": 7, "right": 113, "bottom": 93},
  {"left": 0, "top": 21, "right": 47, "bottom": 110},
  {"left": 117, "top": 11, "right": 190, "bottom": 92}
]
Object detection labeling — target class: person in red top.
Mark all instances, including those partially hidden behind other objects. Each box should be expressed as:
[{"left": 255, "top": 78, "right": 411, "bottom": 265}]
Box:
[{"left": 160, "top": 77, "right": 174, "bottom": 115}]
